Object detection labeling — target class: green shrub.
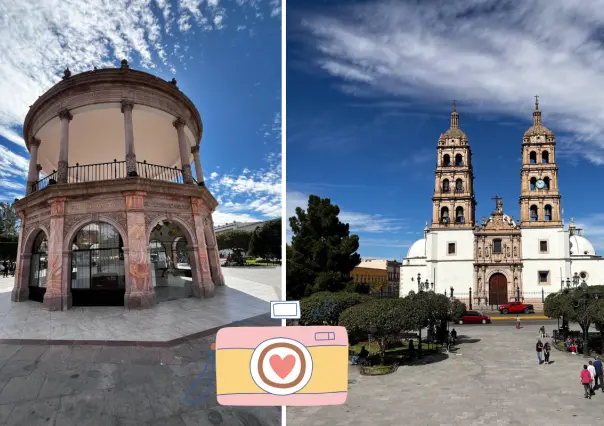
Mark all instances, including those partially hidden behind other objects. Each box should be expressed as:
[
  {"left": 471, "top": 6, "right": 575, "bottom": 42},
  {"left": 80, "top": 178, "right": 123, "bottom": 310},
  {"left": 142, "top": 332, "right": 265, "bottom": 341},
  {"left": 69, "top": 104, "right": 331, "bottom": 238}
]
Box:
[{"left": 299, "top": 291, "right": 370, "bottom": 326}]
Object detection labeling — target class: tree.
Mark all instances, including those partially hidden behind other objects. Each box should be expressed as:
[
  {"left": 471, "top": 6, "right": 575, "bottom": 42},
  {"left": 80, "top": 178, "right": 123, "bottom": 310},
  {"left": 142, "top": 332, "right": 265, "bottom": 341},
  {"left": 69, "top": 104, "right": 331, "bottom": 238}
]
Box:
[
  {"left": 299, "top": 291, "right": 369, "bottom": 326},
  {"left": 0, "top": 202, "right": 18, "bottom": 237},
  {"left": 406, "top": 291, "right": 451, "bottom": 345},
  {"left": 287, "top": 195, "right": 361, "bottom": 300},
  {"left": 339, "top": 298, "right": 416, "bottom": 364},
  {"left": 588, "top": 298, "right": 604, "bottom": 355},
  {"left": 249, "top": 218, "right": 281, "bottom": 261},
  {"left": 215, "top": 230, "right": 252, "bottom": 258}
]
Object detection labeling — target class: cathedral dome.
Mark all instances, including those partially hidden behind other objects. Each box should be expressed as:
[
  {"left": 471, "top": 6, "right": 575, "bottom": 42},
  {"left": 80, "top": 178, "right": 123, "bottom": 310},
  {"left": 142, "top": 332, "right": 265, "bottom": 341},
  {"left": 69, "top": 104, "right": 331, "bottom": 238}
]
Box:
[
  {"left": 524, "top": 98, "right": 553, "bottom": 138},
  {"left": 407, "top": 238, "right": 426, "bottom": 258},
  {"left": 440, "top": 127, "right": 468, "bottom": 140},
  {"left": 569, "top": 235, "right": 596, "bottom": 256}
]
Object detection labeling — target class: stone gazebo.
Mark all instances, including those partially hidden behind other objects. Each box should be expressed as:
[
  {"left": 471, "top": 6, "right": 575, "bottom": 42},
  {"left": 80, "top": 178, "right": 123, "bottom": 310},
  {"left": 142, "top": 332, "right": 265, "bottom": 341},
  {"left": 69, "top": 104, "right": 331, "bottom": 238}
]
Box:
[{"left": 12, "top": 60, "right": 224, "bottom": 310}]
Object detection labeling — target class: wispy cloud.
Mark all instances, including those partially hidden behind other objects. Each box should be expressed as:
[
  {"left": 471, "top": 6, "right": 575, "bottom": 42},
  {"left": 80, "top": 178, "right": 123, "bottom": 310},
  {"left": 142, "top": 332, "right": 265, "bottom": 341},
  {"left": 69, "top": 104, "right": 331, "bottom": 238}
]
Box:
[
  {"left": 300, "top": 0, "right": 604, "bottom": 165},
  {"left": 286, "top": 190, "right": 404, "bottom": 235},
  {"left": 210, "top": 151, "right": 282, "bottom": 226},
  {"left": 573, "top": 214, "right": 604, "bottom": 254},
  {"left": 400, "top": 149, "right": 433, "bottom": 167}
]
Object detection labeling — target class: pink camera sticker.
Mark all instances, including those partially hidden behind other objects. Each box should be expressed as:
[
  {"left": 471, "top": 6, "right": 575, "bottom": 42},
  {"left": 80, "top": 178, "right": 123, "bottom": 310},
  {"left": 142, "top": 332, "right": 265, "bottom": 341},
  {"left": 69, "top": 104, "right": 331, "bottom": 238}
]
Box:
[{"left": 215, "top": 326, "right": 348, "bottom": 406}]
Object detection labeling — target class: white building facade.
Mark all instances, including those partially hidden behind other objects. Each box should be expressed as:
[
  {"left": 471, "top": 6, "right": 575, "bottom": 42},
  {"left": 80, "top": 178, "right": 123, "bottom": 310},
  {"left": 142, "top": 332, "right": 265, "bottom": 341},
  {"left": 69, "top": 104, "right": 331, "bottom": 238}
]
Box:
[{"left": 400, "top": 101, "right": 604, "bottom": 307}]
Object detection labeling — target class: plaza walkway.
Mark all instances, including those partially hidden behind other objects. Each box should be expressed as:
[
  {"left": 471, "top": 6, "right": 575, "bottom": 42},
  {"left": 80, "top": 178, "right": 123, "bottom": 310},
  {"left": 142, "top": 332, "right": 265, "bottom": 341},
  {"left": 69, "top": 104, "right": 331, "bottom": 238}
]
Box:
[
  {"left": 0, "top": 266, "right": 280, "bottom": 342},
  {"left": 0, "top": 313, "right": 280, "bottom": 425},
  {"left": 288, "top": 321, "right": 604, "bottom": 426}
]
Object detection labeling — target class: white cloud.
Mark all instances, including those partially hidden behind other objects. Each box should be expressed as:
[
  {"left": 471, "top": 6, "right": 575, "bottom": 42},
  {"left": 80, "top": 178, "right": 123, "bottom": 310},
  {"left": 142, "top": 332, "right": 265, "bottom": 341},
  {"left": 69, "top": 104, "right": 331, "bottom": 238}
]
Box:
[
  {"left": 0, "top": 127, "right": 25, "bottom": 148},
  {"left": 210, "top": 151, "right": 281, "bottom": 222},
  {"left": 286, "top": 190, "right": 404, "bottom": 234},
  {"left": 573, "top": 214, "right": 604, "bottom": 253},
  {"left": 301, "top": 0, "right": 604, "bottom": 165}
]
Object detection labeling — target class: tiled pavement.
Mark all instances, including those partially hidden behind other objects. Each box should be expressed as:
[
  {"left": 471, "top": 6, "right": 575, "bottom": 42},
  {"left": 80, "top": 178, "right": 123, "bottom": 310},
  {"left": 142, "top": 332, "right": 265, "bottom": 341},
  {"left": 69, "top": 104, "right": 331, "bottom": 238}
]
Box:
[
  {"left": 288, "top": 321, "right": 604, "bottom": 426},
  {"left": 0, "top": 313, "right": 281, "bottom": 425},
  {"left": 0, "top": 269, "right": 276, "bottom": 342}
]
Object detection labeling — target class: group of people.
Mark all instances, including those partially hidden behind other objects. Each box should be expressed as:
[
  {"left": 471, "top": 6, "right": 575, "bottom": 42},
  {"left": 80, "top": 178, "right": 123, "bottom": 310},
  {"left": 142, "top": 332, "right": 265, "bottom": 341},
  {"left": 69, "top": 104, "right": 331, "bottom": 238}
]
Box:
[
  {"left": 580, "top": 359, "right": 604, "bottom": 399},
  {"left": 564, "top": 336, "right": 585, "bottom": 355},
  {"left": 535, "top": 339, "right": 552, "bottom": 364},
  {"left": 1, "top": 259, "right": 15, "bottom": 278}
]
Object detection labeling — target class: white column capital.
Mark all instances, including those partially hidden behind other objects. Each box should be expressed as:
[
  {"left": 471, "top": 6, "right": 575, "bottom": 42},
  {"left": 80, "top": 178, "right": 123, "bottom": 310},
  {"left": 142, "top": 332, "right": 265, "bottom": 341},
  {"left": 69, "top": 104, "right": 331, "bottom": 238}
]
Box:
[
  {"left": 30, "top": 137, "right": 41, "bottom": 149},
  {"left": 191, "top": 145, "right": 200, "bottom": 155},
  {"left": 173, "top": 117, "right": 186, "bottom": 129}
]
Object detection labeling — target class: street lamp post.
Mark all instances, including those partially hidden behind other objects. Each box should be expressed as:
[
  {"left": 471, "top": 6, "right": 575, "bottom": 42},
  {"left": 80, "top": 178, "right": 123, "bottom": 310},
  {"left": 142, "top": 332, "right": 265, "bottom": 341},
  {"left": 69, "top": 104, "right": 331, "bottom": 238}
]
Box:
[
  {"left": 573, "top": 273, "right": 580, "bottom": 288},
  {"left": 417, "top": 273, "right": 422, "bottom": 293},
  {"left": 566, "top": 277, "right": 571, "bottom": 289}
]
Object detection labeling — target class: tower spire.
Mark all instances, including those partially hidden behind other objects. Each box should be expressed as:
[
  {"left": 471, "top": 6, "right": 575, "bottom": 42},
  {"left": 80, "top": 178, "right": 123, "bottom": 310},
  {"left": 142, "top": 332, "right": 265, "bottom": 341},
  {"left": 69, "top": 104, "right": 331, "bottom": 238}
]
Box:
[
  {"left": 533, "top": 95, "right": 541, "bottom": 125},
  {"left": 450, "top": 100, "right": 459, "bottom": 129}
]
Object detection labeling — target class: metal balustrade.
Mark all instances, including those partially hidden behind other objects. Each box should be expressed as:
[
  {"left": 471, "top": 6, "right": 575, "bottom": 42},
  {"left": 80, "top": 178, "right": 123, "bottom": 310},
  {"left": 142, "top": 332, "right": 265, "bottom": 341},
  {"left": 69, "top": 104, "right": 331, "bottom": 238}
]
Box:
[{"left": 30, "top": 160, "right": 188, "bottom": 193}]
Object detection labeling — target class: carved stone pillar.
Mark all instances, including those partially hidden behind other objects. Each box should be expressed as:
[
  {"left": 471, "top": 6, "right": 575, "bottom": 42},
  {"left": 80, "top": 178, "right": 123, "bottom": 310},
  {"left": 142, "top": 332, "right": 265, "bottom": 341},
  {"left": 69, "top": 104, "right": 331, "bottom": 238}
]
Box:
[
  {"left": 204, "top": 214, "right": 225, "bottom": 286},
  {"left": 43, "top": 197, "right": 70, "bottom": 310},
  {"left": 121, "top": 100, "right": 138, "bottom": 177},
  {"left": 191, "top": 145, "right": 204, "bottom": 186},
  {"left": 11, "top": 212, "right": 28, "bottom": 302},
  {"left": 190, "top": 198, "right": 215, "bottom": 297},
  {"left": 57, "top": 110, "right": 72, "bottom": 184},
  {"left": 124, "top": 191, "right": 155, "bottom": 309},
  {"left": 26, "top": 138, "right": 41, "bottom": 194},
  {"left": 173, "top": 118, "right": 194, "bottom": 184}
]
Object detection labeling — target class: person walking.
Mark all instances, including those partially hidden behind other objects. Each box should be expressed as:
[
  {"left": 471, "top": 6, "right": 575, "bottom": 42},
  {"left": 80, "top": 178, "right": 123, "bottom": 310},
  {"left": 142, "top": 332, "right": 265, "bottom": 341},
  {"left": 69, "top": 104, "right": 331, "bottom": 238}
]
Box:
[
  {"left": 543, "top": 341, "right": 551, "bottom": 365},
  {"left": 588, "top": 361, "right": 597, "bottom": 395},
  {"left": 581, "top": 365, "right": 593, "bottom": 399},
  {"left": 536, "top": 339, "right": 544, "bottom": 364},
  {"left": 2, "top": 260, "right": 7, "bottom": 278},
  {"left": 593, "top": 358, "right": 603, "bottom": 392},
  {"left": 516, "top": 315, "right": 521, "bottom": 329}
]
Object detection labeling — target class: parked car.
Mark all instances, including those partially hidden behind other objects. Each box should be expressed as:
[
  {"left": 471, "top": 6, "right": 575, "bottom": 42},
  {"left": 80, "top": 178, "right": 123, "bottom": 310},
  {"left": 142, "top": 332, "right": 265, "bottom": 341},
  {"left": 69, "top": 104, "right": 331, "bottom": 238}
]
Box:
[
  {"left": 456, "top": 310, "right": 491, "bottom": 325},
  {"left": 498, "top": 301, "right": 534, "bottom": 314}
]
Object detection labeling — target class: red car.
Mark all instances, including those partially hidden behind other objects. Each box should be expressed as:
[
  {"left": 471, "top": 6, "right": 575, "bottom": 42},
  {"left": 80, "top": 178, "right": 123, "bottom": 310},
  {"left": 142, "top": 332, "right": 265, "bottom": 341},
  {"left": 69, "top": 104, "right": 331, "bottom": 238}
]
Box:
[
  {"left": 498, "top": 301, "right": 534, "bottom": 314},
  {"left": 456, "top": 310, "right": 491, "bottom": 325}
]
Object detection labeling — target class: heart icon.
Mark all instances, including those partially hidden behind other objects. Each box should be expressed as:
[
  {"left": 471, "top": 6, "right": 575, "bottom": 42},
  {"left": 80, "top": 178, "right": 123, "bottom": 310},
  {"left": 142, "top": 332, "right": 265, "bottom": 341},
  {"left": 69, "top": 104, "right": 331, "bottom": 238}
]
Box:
[{"left": 269, "top": 354, "right": 296, "bottom": 379}]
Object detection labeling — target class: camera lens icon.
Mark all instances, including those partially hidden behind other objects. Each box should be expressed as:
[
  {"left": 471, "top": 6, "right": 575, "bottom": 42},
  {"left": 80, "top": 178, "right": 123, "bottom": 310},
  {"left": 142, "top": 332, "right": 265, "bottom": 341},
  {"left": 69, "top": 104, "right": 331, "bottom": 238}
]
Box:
[{"left": 250, "top": 337, "right": 313, "bottom": 396}]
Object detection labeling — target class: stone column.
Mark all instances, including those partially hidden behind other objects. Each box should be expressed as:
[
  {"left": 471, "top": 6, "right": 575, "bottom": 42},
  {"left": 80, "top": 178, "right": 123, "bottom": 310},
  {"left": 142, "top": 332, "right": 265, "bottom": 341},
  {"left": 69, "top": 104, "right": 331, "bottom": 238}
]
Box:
[
  {"left": 36, "top": 164, "right": 42, "bottom": 181},
  {"left": 204, "top": 214, "right": 225, "bottom": 286},
  {"left": 190, "top": 198, "right": 215, "bottom": 297},
  {"left": 173, "top": 118, "right": 194, "bottom": 184},
  {"left": 57, "top": 110, "right": 73, "bottom": 184},
  {"left": 123, "top": 191, "right": 155, "bottom": 309},
  {"left": 191, "top": 145, "right": 204, "bottom": 186},
  {"left": 11, "top": 212, "right": 29, "bottom": 302},
  {"left": 26, "top": 138, "right": 41, "bottom": 194},
  {"left": 121, "top": 100, "right": 138, "bottom": 177},
  {"left": 43, "top": 197, "right": 69, "bottom": 310}
]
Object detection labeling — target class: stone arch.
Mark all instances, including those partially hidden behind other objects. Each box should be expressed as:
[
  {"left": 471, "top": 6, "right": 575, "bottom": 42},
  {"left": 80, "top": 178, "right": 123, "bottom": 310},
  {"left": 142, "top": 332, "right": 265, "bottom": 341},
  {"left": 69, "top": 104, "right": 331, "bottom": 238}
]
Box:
[
  {"left": 145, "top": 214, "right": 197, "bottom": 247},
  {"left": 63, "top": 215, "right": 129, "bottom": 250},
  {"left": 21, "top": 224, "right": 50, "bottom": 255}
]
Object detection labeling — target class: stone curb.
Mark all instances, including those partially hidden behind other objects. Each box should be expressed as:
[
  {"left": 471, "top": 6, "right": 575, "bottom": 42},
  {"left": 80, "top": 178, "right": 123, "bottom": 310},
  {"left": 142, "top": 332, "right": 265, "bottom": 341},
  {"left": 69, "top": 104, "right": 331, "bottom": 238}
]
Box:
[{"left": 490, "top": 315, "right": 550, "bottom": 321}]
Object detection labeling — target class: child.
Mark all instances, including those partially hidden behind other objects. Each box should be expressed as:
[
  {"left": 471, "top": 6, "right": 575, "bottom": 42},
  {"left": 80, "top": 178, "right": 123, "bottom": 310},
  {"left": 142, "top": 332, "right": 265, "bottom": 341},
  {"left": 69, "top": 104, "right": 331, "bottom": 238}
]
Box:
[
  {"left": 581, "top": 365, "right": 593, "bottom": 399},
  {"left": 516, "top": 315, "right": 521, "bottom": 329},
  {"left": 571, "top": 341, "right": 577, "bottom": 355}
]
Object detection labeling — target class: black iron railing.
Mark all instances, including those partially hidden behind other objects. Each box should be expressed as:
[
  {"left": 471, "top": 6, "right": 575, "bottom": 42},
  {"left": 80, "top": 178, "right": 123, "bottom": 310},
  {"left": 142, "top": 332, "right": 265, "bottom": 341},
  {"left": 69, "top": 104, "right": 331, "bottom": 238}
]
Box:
[
  {"left": 29, "top": 160, "right": 188, "bottom": 193},
  {"left": 30, "top": 171, "right": 57, "bottom": 193},
  {"left": 68, "top": 160, "right": 127, "bottom": 183},
  {"left": 136, "top": 161, "right": 184, "bottom": 184}
]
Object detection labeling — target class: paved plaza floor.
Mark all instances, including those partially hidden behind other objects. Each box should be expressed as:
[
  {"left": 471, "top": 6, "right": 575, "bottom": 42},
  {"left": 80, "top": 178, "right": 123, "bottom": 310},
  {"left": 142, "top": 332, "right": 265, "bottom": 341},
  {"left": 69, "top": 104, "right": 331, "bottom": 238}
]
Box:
[
  {"left": 288, "top": 321, "right": 604, "bottom": 426},
  {"left": 0, "top": 266, "right": 280, "bottom": 342},
  {"left": 0, "top": 313, "right": 281, "bottom": 425}
]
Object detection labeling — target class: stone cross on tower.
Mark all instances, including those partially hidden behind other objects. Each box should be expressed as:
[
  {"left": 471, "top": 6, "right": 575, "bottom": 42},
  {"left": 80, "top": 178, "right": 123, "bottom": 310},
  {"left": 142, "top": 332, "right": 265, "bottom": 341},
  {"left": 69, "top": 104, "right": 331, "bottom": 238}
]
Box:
[{"left": 492, "top": 195, "right": 503, "bottom": 214}]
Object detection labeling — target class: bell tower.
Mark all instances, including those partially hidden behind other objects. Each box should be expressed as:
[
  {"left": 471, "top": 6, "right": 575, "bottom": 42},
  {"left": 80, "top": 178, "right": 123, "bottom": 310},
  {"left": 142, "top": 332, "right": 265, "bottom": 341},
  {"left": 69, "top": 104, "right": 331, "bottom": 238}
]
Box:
[
  {"left": 519, "top": 97, "right": 562, "bottom": 227},
  {"left": 431, "top": 103, "right": 476, "bottom": 229}
]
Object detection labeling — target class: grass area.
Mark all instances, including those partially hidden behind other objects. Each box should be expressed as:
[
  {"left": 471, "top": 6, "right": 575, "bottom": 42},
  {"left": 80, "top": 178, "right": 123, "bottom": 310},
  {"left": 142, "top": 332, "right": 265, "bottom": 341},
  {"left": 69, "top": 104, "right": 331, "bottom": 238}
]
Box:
[
  {"left": 350, "top": 339, "right": 441, "bottom": 366},
  {"left": 361, "top": 365, "right": 394, "bottom": 375}
]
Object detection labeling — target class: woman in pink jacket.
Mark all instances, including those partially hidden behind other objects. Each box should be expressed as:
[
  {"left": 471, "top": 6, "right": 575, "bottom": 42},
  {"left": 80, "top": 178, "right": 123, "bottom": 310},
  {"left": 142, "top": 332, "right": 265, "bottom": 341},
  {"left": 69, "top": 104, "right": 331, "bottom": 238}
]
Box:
[{"left": 581, "top": 365, "right": 593, "bottom": 399}]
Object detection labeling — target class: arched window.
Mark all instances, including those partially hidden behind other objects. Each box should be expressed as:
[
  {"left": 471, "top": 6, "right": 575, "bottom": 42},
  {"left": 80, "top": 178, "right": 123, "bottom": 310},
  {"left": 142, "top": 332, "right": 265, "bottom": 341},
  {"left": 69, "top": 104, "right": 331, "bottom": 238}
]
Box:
[
  {"left": 493, "top": 239, "right": 502, "bottom": 254},
  {"left": 149, "top": 239, "right": 167, "bottom": 267},
  {"left": 543, "top": 177, "right": 550, "bottom": 189},
  {"left": 530, "top": 205, "right": 538, "bottom": 222},
  {"left": 29, "top": 231, "right": 48, "bottom": 289},
  {"left": 71, "top": 222, "right": 125, "bottom": 291},
  {"left": 443, "top": 154, "right": 451, "bottom": 167},
  {"left": 174, "top": 237, "right": 190, "bottom": 265},
  {"left": 455, "top": 154, "right": 463, "bottom": 167},
  {"left": 544, "top": 205, "right": 552, "bottom": 221},
  {"left": 442, "top": 179, "right": 450, "bottom": 193},
  {"left": 530, "top": 177, "right": 536, "bottom": 190},
  {"left": 542, "top": 151, "right": 549, "bottom": 164},
  {"left": 455, "top": 206, "right": 465, "bottom": 224},
  {"left": 530, "top": 151, "right": 537, "bottom": 164},
  {"left": 441, "top": 207, "right": 450, "bottom": 224},
  {"left": 455, "top": 179, "right": 463, "bottom": 192}
]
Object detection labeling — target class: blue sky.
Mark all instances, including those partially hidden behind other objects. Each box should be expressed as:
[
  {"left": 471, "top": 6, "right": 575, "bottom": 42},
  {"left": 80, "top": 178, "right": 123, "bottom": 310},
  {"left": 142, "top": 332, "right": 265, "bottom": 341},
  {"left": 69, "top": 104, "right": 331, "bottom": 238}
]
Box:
[
  {"left": 0, "top": 0, "right": 281, "bottom": 226},
  {"left": 286, "top": 0, "right": 604, "bottom": 260}
]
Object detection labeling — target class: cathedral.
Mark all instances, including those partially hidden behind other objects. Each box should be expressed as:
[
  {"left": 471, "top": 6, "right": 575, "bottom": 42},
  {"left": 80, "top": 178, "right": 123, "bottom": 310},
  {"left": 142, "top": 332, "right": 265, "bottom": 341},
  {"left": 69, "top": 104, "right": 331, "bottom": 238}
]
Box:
[{"left": 400, "top": 100, "right": 604, "bottom": 307}]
